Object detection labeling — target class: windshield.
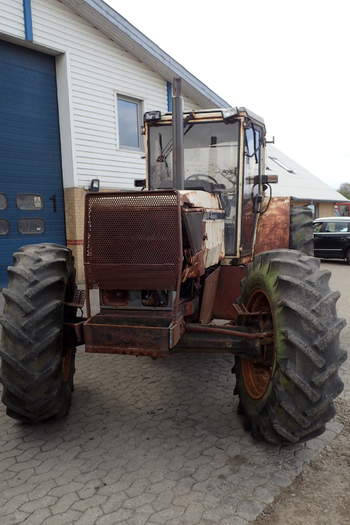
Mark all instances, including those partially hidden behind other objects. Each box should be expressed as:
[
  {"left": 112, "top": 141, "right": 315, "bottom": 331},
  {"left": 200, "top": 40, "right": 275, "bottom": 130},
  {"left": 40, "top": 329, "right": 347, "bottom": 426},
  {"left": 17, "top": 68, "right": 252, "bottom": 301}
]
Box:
[
  {"left": 148, "top": 120, "right": 240, "bottom": 255},
  {"left": 149, "top": 121, "right": 239, "bottom": 190}
]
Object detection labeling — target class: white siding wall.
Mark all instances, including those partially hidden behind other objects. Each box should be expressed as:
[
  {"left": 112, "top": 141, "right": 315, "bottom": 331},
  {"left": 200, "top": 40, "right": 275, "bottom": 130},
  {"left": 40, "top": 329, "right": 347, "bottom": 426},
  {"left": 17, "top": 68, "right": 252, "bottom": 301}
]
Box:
[
  {"left": 0, "top": 0, "right": 24, "bottom": 39},
  {"left": 0, "top": 0, "right": 199, "bottom": 190}
]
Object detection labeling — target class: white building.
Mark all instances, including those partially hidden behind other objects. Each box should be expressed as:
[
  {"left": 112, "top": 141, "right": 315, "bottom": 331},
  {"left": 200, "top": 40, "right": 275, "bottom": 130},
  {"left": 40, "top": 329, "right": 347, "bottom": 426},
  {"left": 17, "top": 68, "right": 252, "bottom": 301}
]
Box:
[{"left": 0, "top": 0, "right": 229, "bottom": 284}]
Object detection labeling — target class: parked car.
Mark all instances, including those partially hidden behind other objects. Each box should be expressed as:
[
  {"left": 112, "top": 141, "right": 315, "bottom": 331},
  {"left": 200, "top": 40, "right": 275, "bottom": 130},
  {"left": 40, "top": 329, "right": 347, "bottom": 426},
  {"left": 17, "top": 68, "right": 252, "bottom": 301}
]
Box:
[{"left": 313, "top": 217, "right": 350, "bottom": 264}]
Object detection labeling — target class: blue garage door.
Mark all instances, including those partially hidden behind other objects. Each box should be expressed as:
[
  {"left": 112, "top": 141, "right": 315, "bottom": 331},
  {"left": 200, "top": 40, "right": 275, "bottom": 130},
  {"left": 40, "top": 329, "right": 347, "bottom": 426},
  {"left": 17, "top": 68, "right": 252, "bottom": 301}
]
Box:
[{"left": 0, "top": 40, "right": 66, "bottom": 287}]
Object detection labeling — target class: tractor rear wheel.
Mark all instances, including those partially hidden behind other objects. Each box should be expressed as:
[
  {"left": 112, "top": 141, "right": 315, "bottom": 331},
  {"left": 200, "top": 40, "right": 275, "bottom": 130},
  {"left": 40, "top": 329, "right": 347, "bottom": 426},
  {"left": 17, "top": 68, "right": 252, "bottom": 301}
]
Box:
[
  {"left": 0, "top": 244, "right": 76, "bottom": 423},
  {"left": 289, "top": 202, "right": 314, "bottom": 255},
  {"left": 235, "top": 249, "right": 346, "bottom": 444}
]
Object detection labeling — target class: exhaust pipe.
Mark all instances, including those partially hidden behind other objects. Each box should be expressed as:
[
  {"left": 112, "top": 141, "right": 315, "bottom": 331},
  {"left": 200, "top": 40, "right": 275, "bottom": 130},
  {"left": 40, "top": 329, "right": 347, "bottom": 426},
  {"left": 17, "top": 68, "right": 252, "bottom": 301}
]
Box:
[{"left": 172, "top": 78, "right": 184, "bottom": 190}]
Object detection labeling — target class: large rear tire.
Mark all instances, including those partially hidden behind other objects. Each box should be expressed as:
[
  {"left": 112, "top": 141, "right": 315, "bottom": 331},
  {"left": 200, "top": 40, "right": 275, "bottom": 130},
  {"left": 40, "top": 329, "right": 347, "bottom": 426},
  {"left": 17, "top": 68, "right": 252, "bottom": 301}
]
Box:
[
  {"left": 0, "top": 243, "right": 76, "bottom": 423},
  {"left": 290, "top": 202, "right": 314, "bottom": 256},
  {"left": 235, "top": 249, "right": 346, "bottom": 444}
]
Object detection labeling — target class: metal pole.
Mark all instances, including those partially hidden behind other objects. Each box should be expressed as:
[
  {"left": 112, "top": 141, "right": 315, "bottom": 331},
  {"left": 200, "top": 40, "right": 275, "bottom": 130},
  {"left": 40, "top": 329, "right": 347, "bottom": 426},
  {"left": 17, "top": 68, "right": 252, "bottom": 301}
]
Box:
[{"left": 172, "top": 77, "right": 184, "bottom": 190}]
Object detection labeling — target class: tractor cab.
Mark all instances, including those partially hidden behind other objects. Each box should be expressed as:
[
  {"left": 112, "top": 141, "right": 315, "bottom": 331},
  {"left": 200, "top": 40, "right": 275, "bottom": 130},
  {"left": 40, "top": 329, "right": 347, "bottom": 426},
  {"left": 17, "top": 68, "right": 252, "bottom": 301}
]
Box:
[{"left": 144, "top": 106, "right": 266, "bottom": 259}]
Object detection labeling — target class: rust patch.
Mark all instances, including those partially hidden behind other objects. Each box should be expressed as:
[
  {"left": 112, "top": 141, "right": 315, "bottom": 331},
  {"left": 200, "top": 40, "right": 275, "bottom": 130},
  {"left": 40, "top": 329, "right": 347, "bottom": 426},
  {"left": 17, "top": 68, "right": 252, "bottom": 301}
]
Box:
[
  {"left": 185, "top": 323, "right": 272, "bottom": 340},
  {"left": 199, "top": 267, "right": 220, "bottom": 323},
  {"left": 84, "top": 346, "right": 168, "bottom": 358},
  {"left": 83, "top": 314, "right": 184, "bottom": 354},
  {"left": 255, "top": 196, "right": 290, "bottom": 254},
  {"left": 212, "top": 265, "right": 247, "bottom": 320},
  {"left": 182, "top": 249, "right": 205, "bottom": 280}
]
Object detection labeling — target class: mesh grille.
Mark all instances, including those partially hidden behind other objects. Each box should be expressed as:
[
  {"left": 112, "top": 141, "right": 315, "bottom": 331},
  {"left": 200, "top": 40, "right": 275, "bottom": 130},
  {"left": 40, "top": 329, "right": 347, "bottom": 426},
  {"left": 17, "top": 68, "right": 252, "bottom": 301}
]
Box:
[{"left": 85, "top": 191, "right": 182, "bottom": 290}]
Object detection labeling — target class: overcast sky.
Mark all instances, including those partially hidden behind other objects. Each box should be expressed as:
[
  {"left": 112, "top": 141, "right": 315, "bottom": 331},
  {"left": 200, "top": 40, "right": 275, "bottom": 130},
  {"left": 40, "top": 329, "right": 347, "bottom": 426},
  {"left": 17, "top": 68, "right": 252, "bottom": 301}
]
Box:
[{"left": 106, "top": 0, "right": 349, "bottom": 190}]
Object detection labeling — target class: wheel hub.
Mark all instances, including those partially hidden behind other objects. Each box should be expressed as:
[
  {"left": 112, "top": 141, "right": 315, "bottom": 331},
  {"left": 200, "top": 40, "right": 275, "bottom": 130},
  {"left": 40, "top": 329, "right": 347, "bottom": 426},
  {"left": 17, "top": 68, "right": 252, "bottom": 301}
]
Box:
[{"left": 241, "top": 289, "right": 275, "bottom": 400}]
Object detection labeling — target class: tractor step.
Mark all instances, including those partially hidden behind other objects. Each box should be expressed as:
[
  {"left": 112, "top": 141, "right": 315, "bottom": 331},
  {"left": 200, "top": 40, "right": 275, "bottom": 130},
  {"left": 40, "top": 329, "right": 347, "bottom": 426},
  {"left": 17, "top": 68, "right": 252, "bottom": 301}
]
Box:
[{"left": 83, "top": 314, "right": 183, "bottom": 357}]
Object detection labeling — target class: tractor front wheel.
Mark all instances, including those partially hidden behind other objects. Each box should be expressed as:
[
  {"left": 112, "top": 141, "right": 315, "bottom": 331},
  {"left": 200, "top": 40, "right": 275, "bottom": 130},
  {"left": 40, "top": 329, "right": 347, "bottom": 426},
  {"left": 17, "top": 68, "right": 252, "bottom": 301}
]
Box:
[
  {"left": 0, "top": 244, "right": 76, "bottom": 423},
  {"left": 235, "top": 249, "right": 346, "bottom": 444}
]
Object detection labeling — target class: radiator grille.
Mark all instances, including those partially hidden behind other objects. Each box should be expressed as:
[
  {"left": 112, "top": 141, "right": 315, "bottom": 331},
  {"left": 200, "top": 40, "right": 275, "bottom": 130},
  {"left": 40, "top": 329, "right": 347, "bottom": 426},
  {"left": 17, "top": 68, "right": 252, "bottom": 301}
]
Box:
[{"left": 84, "top": 191, "right": 182, "bottom": 290}]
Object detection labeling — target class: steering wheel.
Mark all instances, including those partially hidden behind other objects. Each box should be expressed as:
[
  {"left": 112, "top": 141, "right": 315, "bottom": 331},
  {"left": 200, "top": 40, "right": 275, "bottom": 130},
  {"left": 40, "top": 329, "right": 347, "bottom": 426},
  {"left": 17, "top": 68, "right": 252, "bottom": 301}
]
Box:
[{"left": 186, "top": 173, "right": 219, "bottom": 186}]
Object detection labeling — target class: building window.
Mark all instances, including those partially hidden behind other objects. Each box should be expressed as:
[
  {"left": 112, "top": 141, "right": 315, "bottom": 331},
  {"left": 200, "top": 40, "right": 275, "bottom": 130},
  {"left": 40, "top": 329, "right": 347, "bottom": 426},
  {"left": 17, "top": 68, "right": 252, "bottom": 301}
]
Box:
[
  {"left": 18, "top": 218, "right": 45, "bottom": 235},
  {"left": 17, "top": 194, "right": 43, "bottom": 210},
  {"left": 0, "top": 219, "right": 9, "bottom": 235},
  {"left": 117, "top": 95, "right": 142, "bottom": 150},
  {"left": 0, "top": 194, "right": 7, "bottom": 209}
]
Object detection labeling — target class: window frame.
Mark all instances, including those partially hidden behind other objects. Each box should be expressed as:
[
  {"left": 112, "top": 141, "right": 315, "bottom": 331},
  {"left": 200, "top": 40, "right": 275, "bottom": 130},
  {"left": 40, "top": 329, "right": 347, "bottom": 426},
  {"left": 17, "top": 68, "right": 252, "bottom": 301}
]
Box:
[
  {"left": 16, "top": 194, "right": 44, "bottom": 210},
  {"left": 17, "top": 218, "right": 45, "bottom": 235},
  {"left": 321, "top": 221, "right": 350, "bottom": 233},
  {"left": 0, "top": 219, "right": 9, "bottom": 235},
  {"left": 0, "top": 193, "right": 7, "bottom": 210},
  {"left": 116, "top": 94, "right": 143, "bottom": 151}
]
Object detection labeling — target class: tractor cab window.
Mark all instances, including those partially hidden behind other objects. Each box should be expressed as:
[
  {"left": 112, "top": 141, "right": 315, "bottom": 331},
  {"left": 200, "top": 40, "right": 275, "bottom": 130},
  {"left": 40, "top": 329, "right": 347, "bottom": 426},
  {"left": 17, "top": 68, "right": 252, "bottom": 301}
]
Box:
[
  {"left": 148, "top": 120, "right": 239, "bottom": 254},
  {"left": 241, "top": 124, "right": 262, "bottom": 255}
]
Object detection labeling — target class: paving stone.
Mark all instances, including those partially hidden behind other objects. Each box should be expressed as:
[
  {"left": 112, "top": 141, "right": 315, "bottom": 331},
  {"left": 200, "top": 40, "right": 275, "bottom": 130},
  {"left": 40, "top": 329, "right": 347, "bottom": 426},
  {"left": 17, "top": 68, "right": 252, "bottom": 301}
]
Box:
[
  {"left": 7, "top": 468, "right": 36, "bottom": 488},
  {"left": 0, "top": 458, "right": 17, "bottom": 473},
  {"left": 42, "top": 510, "right": 82, "bottom": 524},
  {"left": 125, "top": 478, "right": 149, "bottom": 498},
  {"left": 151, "top": 505, "right": 186, "bottom": 523},
  {"left": 2, "top": 494, "right": 29, "bottom": 516},
  {"left": 50, "top": 492, "right": 80, "bottom": 514},
  {"left": 96, "top": 508, "right": 133, "bottom": 524},
  {"left": 28, "top": 480, "right": 57, "bottom": 500},
  {"left": 75, "top": 507, "right": 103, "bottom": 525},
  {"left": 49, "top": 482, "right": 84, "bottom": 498},
  {"left": 127, "top": 512, "right": 152, "bottom": 525},
  {"left": 152, "top": 489, "right": 174, "bottom": 511},
  {"left": 16, "top": 447, "right": 41, "bottom": 463},
  {"left": 123, "top": 493, "right": 156, "bottom": 509},
  {"left": 101, "top": 492, "right": 128, "bottom": 513},
  {"left": 20, "top": 496, "right": 57, "bottom": 514},
  {"left": 20, "top": 508, "right": 51, "bottom": 525},
  {"left": 147, "top": 480, "right": 177, "bottom": 494},
  {"left": 236, "top": 499, "right": 266, "bottom": 521},
  {"left": 0, "top": 511, "right": 29, "bottom": 525},
  {"left": 220, "top": 517, "right": 248, "bottom": 525},
  {"left": 182, "top": 502, "right": 205, "bottom": 524},
  {"left": 253, "top": 485, "right": 279, "bottom": 505},
  {"left": 72, "top": 494, "right": 107, "bottom": 512}
]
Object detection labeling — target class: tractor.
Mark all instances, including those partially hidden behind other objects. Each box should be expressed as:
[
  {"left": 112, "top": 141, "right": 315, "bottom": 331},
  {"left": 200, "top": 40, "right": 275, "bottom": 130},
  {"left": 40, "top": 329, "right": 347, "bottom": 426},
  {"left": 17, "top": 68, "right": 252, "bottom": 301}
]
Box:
[{"left": 0, "top": 79, "right": 346, "bottom": 444}]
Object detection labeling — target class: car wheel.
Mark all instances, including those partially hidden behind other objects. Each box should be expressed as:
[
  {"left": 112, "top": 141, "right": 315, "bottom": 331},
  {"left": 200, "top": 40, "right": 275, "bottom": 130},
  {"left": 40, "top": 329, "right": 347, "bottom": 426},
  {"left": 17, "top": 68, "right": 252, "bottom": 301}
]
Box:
[{"left": 346, "top": 249, "right": 350, "bottom": 265}]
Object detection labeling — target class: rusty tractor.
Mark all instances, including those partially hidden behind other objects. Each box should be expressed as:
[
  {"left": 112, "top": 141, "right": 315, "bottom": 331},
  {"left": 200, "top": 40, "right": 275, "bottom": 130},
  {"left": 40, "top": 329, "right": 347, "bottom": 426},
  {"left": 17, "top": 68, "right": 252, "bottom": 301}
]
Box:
[{"left": 0, "top": 79, "right": 346, "bottom": 444}]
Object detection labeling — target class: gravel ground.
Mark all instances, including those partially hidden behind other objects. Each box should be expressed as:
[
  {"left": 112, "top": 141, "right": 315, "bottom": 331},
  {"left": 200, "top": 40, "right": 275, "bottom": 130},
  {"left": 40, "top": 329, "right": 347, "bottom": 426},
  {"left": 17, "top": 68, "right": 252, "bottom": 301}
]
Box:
[{"left": 0, "top": 260, "right": 348, "bottom": 525}]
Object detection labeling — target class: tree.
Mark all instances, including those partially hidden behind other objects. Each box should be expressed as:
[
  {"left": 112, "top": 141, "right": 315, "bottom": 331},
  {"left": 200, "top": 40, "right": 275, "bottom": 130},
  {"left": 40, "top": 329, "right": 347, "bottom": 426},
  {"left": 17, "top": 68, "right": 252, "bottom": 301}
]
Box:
[{"left": 338, "top": 183, "right": 350, "bottom": 199}]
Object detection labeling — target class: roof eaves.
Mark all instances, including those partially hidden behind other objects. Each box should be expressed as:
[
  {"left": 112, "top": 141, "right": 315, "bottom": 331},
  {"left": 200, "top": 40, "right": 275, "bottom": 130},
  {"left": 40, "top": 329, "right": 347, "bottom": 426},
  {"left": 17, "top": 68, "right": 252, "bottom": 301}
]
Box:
[{"left": 62, "top": 0, "right": 230, "bottom": 108}]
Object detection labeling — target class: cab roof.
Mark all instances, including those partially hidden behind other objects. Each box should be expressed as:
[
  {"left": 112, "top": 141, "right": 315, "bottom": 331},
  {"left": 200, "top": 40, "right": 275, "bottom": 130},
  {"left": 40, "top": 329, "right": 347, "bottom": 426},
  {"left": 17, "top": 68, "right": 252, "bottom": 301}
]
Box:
[{"left": 155, "top": 107, "right": 265, "bottom": 128}]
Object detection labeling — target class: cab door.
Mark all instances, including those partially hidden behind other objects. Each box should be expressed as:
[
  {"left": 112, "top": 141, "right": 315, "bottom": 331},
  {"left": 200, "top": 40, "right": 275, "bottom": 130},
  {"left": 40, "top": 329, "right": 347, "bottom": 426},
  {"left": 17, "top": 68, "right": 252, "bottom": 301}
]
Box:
[{"left": 240, "top": 124, "right": 261, "bottom": 255}]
